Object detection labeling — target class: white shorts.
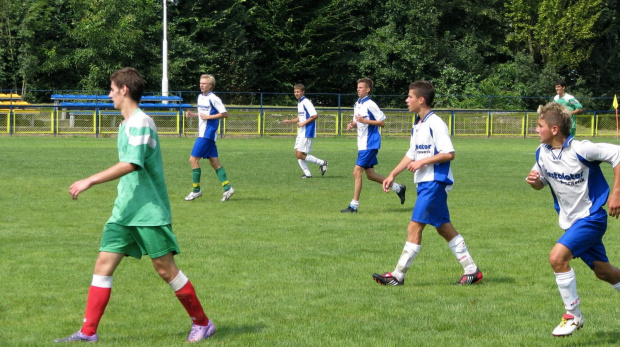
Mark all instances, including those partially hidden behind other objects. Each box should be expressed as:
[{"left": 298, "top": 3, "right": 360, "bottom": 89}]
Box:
[{"left": 294, "top": 137, "right": 313, "bottom": 154}]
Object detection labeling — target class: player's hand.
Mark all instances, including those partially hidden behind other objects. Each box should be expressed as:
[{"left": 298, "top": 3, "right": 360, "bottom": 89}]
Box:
[
  {"left": 297, "top": 122, "right": 303, "bottom": 128},
  {"left": 346, "top": 122, "right": 355, "bottom": 131},
  {"left": 355, "top": 115, "right": 365, "bottom": 124},
  {"left": 69, "top": 179, "right": 93, "bottom": 200},
  {"left": 608, "top": 193, "right": 620, "bottom": 218},
  {"left": 382, "top": 176, "right": 394, "bottom": 193},
  {"left": 525, "top": 170, "right": 541, "bottom": 184},
  {"left": 407, "top": 161, "right": 422, "bottom": 173}
]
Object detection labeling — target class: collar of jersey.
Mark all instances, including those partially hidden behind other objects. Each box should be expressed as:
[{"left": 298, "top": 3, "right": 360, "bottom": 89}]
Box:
[
  {"left": 415, "top": 110, "right": 435, "bottom": 124},
  {"left": 544, "top": 135, "right": 573, "bottom": 150},
  {"left": 357, "top": 96, "right": 371, "bottom": 104},
  {"left": 299, "top": 96, "right": 306, "bottom": 102}
]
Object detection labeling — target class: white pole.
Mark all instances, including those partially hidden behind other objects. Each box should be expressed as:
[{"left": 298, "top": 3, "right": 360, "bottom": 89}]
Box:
[{"left": 162, "top": 0, "right": 169, "bottom": 103}]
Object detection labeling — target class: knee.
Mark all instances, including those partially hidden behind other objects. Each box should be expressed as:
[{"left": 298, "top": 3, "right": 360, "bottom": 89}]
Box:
[{"left": 548, "top": 254, "right": 569, "bottom": 272}]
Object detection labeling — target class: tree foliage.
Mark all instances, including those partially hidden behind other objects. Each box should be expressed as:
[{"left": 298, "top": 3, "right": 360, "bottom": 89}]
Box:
[{"left": 1, "top": 0, "right": 619, "bottom": 109}]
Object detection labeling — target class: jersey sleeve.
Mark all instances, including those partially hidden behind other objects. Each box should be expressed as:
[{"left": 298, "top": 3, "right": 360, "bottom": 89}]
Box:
[
  {"left": 120, "top": 116, "right": 156, "bottom": 169},
  {"left": 304, "top": 99, "right": 318, "bottom": 117},
  {"left": 211, "top": 95, "right": 227, "bottom": 114},
  {"left": 431, "top": 118, "right": 454, "bottom": 154},
  {"left": 533, "top": 146, "right": 548, "bottom": 186},
  {"left": 367, "top": 102, "right": 386, "bottom": 121},
  {"left": 575, "top": 140, "right": 620, "bottom": 167}
]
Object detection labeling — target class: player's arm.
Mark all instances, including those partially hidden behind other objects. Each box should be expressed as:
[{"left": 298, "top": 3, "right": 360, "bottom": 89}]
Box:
[
  {"left": 355, "top": 115, "right": 385, "bottom": 127},
  {"left": 199, "top": 111, "right": 228, "bottom": 120},
  {"left": 70, "top": 162, "right": 137, "bottom": 200},
  {"left": 607, "top": 164, "right": 620, "bottom": 218},
  {"left": 383, "top": 155, "right": 413, "bottom": 192},
  {"left": 297, "top": 114, "right": 318, "bottom": 127},
  {"left": 185, "top": 109, "right": 198, "bottom": 118},
  {"left": 407, "top": 152, "right": 454, "bottom": 173}
]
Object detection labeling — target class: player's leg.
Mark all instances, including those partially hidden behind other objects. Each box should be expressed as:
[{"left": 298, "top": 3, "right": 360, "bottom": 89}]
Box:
[
  {"left": 295, "top": 149, "right": 312, "bottom": 178},
  {"left": 300, "top": 139, "right": 328, "bottom": 175},
  {"left": 186, "top": 138, "right": 206, "bottom": 201},
  {"left": 342, "top": 164, "right": 364, "bottom": 212},
  {"left": 145, "top": 226, "right": 215, "bottom": 342},
  {"left": 55, "top": 223, "right": 134, "bottom": 343},
  {"left": 373, "top": 221, "right": 425, "bottom": 286},
  {"left": 365, "top": 168, "right": 406, "bottom": 204},
  {"left": 549, "top": 243, "right": 584, "bottom": 336},
  {"left": 205, "top": 142, "right": 234, "bottom": 201},
  {"left": 438, "top": 223, "right": 482, "bottom": 284}
]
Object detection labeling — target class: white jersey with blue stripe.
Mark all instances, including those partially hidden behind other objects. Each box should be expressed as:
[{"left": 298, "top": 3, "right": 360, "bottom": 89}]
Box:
[
  {"left": 354, "top": 96, "right": 385, "bottom": 150},
  {"left": 197, "top": 92, "right": 227, "bottom": 140},
  {"left": 297, "top": 96, "right": 317, "bottom": 138},
  {"left": 405, "top": 111, "right": 454, "bottom": 186},
  {"left": 533, "top": 137, "right": 620, "bottom": 230}
]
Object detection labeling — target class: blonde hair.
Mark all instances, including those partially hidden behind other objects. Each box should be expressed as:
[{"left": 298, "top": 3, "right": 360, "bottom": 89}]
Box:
[
  {"left": 200, "top": 74, "right": 215, "bottom": 87},
  {"left": 537, "top": 102, "right": 572, "bottom": 136}
]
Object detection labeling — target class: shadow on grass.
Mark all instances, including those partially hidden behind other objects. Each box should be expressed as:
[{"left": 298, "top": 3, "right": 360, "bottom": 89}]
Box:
[{"left": 586, "top": 331, "right": 620, "bottom": 345}]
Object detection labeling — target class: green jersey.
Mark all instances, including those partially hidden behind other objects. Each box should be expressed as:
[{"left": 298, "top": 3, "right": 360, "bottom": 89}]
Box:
[
  {"left": 107, "top": 109, "right": 171, "bottom": 226},
  {"left": 554, "top": 93, "right": 583, "bottom": 136}
]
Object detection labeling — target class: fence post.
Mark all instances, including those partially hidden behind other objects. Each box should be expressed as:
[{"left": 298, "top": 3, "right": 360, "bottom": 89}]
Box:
[
  {"left": 95, "top": 106, "right": 100, "bottom": 138},
  {"left": 337, "top": 93, "right": 342, "bottom": 135},
  {"left": 260, "top": 93, "right": 264, "bottom": 136}
]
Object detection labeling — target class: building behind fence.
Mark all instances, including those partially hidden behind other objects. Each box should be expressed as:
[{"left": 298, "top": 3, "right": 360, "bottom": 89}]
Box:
[{"left": 0, "top": 91, "right": 618, "bottom": 137}]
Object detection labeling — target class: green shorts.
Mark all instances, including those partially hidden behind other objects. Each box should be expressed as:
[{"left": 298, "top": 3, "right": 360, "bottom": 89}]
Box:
[{"left": 99, "top": 223, "right": 181, "bottom": 259}]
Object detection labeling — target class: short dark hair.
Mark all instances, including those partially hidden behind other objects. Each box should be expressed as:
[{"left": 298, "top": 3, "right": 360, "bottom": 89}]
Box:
[
  {"left": 110, "top": 67, "right": 145, "bottom": 102},
  {"left": 537, "top": 102, "right": 571, "bottom": 137},
  {"left": 357, "top": 78, "right": 373, "bottom": 91},
  {"left": 409, "top": 81, "right": 435, "bottom": 107},
  {"left": 294, "top": 83, "right": 305, "bottom": 91},
  {"left": 555, "top": 79, "right": 567, "bottom": 87}
]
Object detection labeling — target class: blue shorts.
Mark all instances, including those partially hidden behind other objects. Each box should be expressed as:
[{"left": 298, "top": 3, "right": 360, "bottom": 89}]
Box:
[
  {"left": 411, "top": 181, "right": 451, "bottom": 228},
  {"left": 191, "top": 137, "right": 218, "bottom": 159},
  {"left": 558, "top": 208, "right": 609, "bottom": 269},
  {"left": 356, "top": 149, "right": 379, "bottom": 168}
]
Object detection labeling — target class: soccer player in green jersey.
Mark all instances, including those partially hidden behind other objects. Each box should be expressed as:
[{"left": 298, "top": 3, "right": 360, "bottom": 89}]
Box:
[
  {"left": 554, "top": 79, "right": 583, "bottom": 137},
  {"left": 55, "top": 68, "right": 215, "bottom": 343}
]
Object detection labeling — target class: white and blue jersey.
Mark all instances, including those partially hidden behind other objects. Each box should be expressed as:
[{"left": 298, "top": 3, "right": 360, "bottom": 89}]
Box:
[
  {"left": 196, "top": 92, "right": 227, "bottom": 140},
  {"left": 533, "top": 137, "right": 620, "bottom": 230},
  {"left": 354, "top": 96, "right": 385, "bottom": 150},
  {"left": 297, "top": 96, "right": 317, "bottom": 138},
  {"left": 406, "top": 111, "right": 454, "bottom": 186}
]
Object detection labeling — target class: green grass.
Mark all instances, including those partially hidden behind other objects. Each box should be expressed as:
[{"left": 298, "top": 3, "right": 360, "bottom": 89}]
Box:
[{"left": 3, "top": 135, "right": 620, "bottom": 346}]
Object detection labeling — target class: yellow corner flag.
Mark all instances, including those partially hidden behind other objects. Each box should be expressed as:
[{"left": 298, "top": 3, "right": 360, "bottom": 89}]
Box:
[{"left": 614, "top": 94, "right": 618, "bottom": 110}]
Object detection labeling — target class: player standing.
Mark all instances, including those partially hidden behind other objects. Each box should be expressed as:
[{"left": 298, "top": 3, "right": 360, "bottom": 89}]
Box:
[
  {"left": 553, "top": 79, "right": 583, "bottom": 137},
  {"left": 374, "top": 81, "right": 482, "bottom": 286},
  {"left": 526, "top": 102, "right": 620, "bottom": 336},
  {"left": 282, "top": 84, "right": 328, "bottom": 178},
  {"left": 184, "top": 74, "right": 235, "bottom": 202},
  {"left": 55, "top": 68, "right": 215, "bottom": 343},
  {"left": 341, "top": 78, "right": 406, "bottom": 213}
]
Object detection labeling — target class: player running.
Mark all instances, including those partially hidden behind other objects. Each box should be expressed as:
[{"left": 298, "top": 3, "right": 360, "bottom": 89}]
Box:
[
  {"left": 282, "top": 84, "right": 328, "bottom": 178},
  {"left": 341, "top": 78, "right": 406, "bottom": 213},
  {"left": 526, "top": 102, "right": 620, "bottom": 337},
  {"left": 184, "top": 74, "right": 235, "bottom": 202}
]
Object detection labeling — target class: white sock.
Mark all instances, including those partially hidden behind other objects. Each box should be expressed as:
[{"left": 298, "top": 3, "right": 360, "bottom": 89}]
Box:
[
  {"left": 350, "top": 200, "right": 359, "bottom": 209},
  {"left": 392, "top": 182, "right": 402, "bottom": 193},
  {"left": 392, "top": 242, "right": 420, "bottom": 281},
  {"left": 305, "top": 155, "right": 324, "bottom": 166},
  {"left": 612, "top": 281, "right": 620, "bottom": 291},
  {"left": 168, "top": 271, "right": 189, "bottom": 292},
  {"left": 91, "top": 274, "right": 113, "bottom": 288},
  {"left": 297, "top": 159, "right": 311, "bottom": 176},
  {"left": 555, "top": 268, "right": 581, "bottom": 317},
  {"left": 448, "top": 234, "right": 477, "bottom": 274}
]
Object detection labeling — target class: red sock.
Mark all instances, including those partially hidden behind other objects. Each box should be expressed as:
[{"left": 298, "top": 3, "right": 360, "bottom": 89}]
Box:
[
  {"left": 81, "top": 286, "right": 111, "bottom": 336},
  {"left": 175, "top": 280, "right": 209, "bottom": 326}
]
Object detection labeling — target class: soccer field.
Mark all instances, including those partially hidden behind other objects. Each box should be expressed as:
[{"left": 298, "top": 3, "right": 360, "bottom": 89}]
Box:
[{"left": 2, "top": 135, "right": 620, "bottom": 346}]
